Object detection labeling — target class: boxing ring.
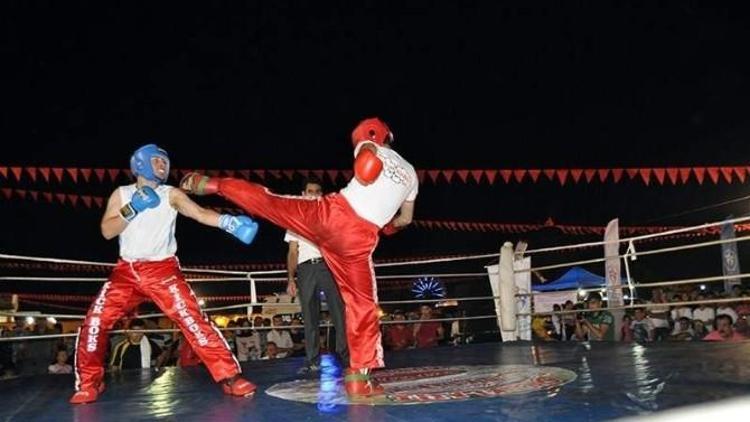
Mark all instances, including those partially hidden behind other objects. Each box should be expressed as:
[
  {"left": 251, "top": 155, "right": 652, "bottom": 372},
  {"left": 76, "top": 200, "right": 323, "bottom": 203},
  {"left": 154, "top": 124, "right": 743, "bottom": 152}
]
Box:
[{"left": 2, "top": 216, "right": 750, "bottom": 421}]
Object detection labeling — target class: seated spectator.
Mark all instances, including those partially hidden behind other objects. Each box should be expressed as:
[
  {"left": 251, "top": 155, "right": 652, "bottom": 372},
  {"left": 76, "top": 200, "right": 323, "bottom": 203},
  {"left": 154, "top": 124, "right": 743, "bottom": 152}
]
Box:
[
  {"left": 693, "top": 319, "right": 709, "bottom": 339},
  {"left": 266, "top": 315, "right": 293, "bottom": 358},
  {"left": 562, "top": 301, "right": 577, "bottom": 340},
  {"left": 532, "top": 316, "right": 555, "bottom": 341},
  {"left": 109, "top": 319, "right": 168, "bottom": 370},
  {"left": 692, "top": 296, "right": 715, "bottom": 328},
  {"left": 235, "top": 318, "right": 262, "bottom": 362},
  {"left": 648, "top": 289, "right": 671, "bottom": 341},
  {"left": 631, "top": 308, "right": 654, "bottom": 343},
  {"left": 262, "top": 342, "right": 282, "bottom": 360},
  {"left": 48, "top": 349, "right": 72, "bottom": 374},
  {"left": 551, "top": 304, "right": 565, "bottom": 340},
  {"left": 385, "top": 310, "right": 415, "bottom": 350},
  {"left": 716, "top": 304, "right": 739, "bottom": 326},
  {"left": 288, "top": 317, "right": 306, "bottom": 358},
  {"left": 414, "top": 305, "right": 444, "bottom": 348},
  {"left": 670, "top": 317, "right": 694, "bottom": 341},
  {"left": 575, "top": 292, "right": 614, "bottom": 341},
  {"left": 621, "top": 314, "right": 634, "bottom": 342},
  {"left": 703, "top": 314, "right": 747, "bottom": 342},
  {"left": 670, "top": 293, "right": 693, "bottom": 321}
]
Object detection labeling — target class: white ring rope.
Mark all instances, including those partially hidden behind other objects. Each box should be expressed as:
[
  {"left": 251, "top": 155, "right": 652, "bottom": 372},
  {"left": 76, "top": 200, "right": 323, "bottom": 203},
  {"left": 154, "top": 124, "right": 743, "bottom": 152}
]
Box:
[{"left": 521, "top": 296, "right": 750, "bottom": 317}]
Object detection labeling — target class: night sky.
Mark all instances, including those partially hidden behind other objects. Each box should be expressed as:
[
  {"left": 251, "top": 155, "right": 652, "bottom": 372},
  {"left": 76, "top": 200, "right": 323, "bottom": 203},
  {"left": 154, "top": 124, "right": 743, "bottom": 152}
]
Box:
[{"left": 2, "top": 2, "right": 750, "bottom": 302}]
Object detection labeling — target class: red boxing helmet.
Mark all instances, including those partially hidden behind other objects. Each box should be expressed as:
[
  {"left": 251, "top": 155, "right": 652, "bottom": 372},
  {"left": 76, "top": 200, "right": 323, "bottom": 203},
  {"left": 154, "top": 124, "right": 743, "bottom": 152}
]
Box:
[{"left": 351, "top": 117, "right": 394, "bottom": 148}]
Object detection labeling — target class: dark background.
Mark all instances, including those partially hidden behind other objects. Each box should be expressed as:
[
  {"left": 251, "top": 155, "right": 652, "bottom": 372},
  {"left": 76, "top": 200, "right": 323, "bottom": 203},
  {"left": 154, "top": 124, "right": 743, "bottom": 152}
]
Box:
[{"left": 2, "top": 1, "right": 750, "bottom": 308}]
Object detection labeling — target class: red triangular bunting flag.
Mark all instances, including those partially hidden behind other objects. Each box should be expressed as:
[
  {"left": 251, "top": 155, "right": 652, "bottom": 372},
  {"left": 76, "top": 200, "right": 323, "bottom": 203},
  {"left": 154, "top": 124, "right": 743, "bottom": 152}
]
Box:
[
  {"left": 224, "top": 170, "right": 236, "bottom": 177},
  {"left": 556, "top": 169, "right": 569, "bottom": 185},
  {"left": 15, "top": 189, "right": 26, "bottom": 199},
  {"left": 268, "top": 169, "right": 281, "bottom": 179},
  {"left": 107, "top": 169, "right": 120, "bottom": 182},
  {"left": 584, "top": 169, "right": 596, "bottom": 183},
  {"left": 666, "top": 168, "right": 679, "bottom": 185},
  {"left": 693, "top": 167, "right": 706, "bottom": 185},
  {"left": 29, "top": 191, "right": 38, "bottom": 201},
  {"left": 720, "top": 167, "right": 733, "bottom": 184},
  {"left": 253, "top": 170, "right": 265, "bottom": 180},
  {"left": 678, "top": 168, "right": 691, "bottom": 184},
  {"left": 81, "top": 196, "right": 92, "bottom": 208},
  {"left": 10, "top": 167, "right": 22, "bottom": 181},
  {"left": 80, "top": 168, "right": 92, "bottom": 182},
  {"left": 238, "top": 170, "right": 251, "bottom": 179},
  {"left": 456, "top": 170, "right": 470, "bottom": 183},
  {"left": 485, "top": 170, "right": 498, "bottom": 185},
  {"left": 93, "top": 197, "right": 104, "bottom": 208},
  {"left": 416, "top": 170, "right": 425, "bottom": 184},
  {"left": 611, "top": 169, "right": 624, "bottom": 183},
  {"left": 513, "top": 170, "right": 526, "bottom": 183},
  {"left": 56, "top": 193, "right": 66, "bottom": 205},
  {"left": 282, "top": 170, "right": 295, "bottom": 180},
  {"left": 570, "top": 169, "right": 583, "bottom": 183},
  {"left": 626, "top": 168, "right": 639, "bottom": 180},
  {"left": 427, "top": 170, "right": 441, "bottom": 183},
  {"left": 543, "top": 169, "right": 555, "bottom": 181},
  {"left": 93, "top": 168, "right": 106, "bottom": 182},
  {"left": 43, "top": 192, "right": 53, "bottom": 203},
  {"left": 66, "top": 168, "right": 79, "bottom": 183},
  {"left": 706, "top": 167, "right": 720, "bottom": 184},
  {"left": 67, "top": 194, "right": 79, "bottom": 206},
  {"left": 442, "top": 170, "right": 455, "bottom": 182},
  {"left": 470, "top": 170, "right": 483, "bottom": 183},
  {"left": 326, "top": 170, "right": 339, "bottom": 182},
  {"left": 500, "top": 170, "right": 512, "bottom": 184},
  {"left": 734, "top": 167, "right": 746, "bottom": 183},
  {"left": 1, "top": 188, "right": 11, "bottom": 199},
  {"left": 528, "top": 169, "right": 541, "bottom": 183},
  {"left": 342, "top": 170, "right": 353, "bottom": 180},
  {"left": 206, "top": 169, "right": 220, "bottom": 177},
  {"left": 52, "top": 167, "right": 64, "bottom": 182},
  {"left": 0, "top": 167, "right": 7, "bottom": 179},
  {"left": 638, "top": 168, "right": 651, "bottom": 185},
  {"left": 312, "top": 170, "right": 325, "bottom": 180},
  {"left": 597, "top": 169, "right": 609, "bottom": 183},
  {"left": 652, "top": 168, "right": 666, "bottom": 185},
  {"left": 26, "top": 167, "right": 38, "bottom": 182},
  {"left": 296, "top": 169, "right": 309, "bottom": 178}
]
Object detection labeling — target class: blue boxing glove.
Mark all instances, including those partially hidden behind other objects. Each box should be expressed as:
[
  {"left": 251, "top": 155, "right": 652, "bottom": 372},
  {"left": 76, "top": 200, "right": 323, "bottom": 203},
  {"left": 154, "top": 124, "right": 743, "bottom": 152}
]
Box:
[
  {"left": 119, "top": 186, "right": 160, "bottom": 222},
  {"left": 218, "top": 214, "right": 259, "bottom": 245}
]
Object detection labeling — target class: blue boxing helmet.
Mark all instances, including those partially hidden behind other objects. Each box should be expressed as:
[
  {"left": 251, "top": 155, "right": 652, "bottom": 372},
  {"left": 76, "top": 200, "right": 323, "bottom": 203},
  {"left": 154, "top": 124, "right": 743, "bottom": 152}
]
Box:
[{"left": 130, "top": 144, "right": 170, "bottom": 183}]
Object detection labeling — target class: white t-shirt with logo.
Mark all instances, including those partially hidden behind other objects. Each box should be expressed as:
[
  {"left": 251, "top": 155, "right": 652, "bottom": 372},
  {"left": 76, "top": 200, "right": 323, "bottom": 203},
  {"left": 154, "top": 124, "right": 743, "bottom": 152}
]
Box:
[
  {"left": 284, "top": 231, "right": 322, "bottom": 264},
  {"left": 118, "top": 184, "right": 177, "bottom": 261},
  {"left": 340, "top": 142, "right": 418, "bottom": 227}
]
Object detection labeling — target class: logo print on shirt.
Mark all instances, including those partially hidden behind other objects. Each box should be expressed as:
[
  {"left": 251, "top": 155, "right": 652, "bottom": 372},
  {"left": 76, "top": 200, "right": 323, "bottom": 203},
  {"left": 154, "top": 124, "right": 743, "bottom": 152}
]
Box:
[{"left": 381, "top": 155, "right": 412, "bottom": 187}]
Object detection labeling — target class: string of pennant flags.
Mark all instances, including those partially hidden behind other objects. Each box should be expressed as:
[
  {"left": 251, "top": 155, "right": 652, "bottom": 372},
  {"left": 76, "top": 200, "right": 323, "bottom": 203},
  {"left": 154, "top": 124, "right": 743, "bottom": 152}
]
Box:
[{"left": 1, "top": 165, "right": 750, "bottom": 185}]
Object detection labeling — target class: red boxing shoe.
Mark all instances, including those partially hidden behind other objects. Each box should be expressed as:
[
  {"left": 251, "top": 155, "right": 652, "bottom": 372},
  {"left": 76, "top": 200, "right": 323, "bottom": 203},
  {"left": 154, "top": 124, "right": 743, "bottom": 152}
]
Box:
[
  {"left": 180, "top": 173, "right": 219, "bottom": 196},
  {"left": 69, "top": 383, "right": 106, "bottom": 405},
  {"left": 222, "top": 376, "right": 256, "bottom": 397},
  {"left": 344, "top": 369, "right": 385, "bottom": 397}
]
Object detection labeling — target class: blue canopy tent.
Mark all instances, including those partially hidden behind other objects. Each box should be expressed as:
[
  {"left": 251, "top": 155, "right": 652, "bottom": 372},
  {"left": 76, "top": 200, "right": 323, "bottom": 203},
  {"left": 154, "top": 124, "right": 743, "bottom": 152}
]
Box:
[{"left": 532, "top": 267, "right": 609, "bottom": 292}]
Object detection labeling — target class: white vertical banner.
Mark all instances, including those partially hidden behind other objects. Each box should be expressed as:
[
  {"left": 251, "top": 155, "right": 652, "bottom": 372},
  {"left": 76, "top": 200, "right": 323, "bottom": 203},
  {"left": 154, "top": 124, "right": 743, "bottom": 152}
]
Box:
[
  {"left": 487, "top": 257, "right": 531, "bottom": 341},
  {"left": 604, "top": 218, "right": 624, "bottom": 340},
  {"left": 721, "top": 219, "right": 741, "bottom": 293}
]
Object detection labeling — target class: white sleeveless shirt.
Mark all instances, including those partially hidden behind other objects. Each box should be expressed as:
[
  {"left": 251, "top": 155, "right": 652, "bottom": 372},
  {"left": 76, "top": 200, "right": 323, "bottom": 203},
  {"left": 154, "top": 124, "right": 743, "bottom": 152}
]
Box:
[{"left": 118, "top": 184, "right": 178, "bottom": 261}]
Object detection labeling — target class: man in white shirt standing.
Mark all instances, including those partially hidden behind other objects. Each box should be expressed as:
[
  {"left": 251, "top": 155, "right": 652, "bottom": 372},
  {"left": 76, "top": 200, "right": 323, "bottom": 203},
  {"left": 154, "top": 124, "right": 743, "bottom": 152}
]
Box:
[
  {"left": 285, "top": 177, "right": 348, "bottom": 374},
  {"left": 181, "top": 117, "right": 418, "bottom": 397}
]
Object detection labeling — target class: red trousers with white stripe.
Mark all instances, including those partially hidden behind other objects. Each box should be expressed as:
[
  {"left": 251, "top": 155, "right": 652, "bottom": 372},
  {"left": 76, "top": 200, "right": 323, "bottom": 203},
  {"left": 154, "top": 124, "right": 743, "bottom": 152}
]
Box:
[
  {"left": 217, "top": 178, "right": 384, "bottom": 369},
  {"left": 74, "top": 257, "right": 240, "bottom": 391}
]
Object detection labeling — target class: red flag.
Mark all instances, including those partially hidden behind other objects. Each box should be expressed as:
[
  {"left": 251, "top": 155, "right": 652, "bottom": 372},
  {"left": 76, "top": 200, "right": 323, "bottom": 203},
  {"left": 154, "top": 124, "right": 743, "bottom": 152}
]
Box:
[
  {"left": 81, "top": 196, "right": 92, "bottom": 208},
  {"left": 556, "top": 169, "right": 569, "bottom": 185},
  {"left": 527, "top": 169, "right": 541, "bottom": 183},
  {"left": 734, "top": 167, "right": 746, "bottom": 183},
  {"left": 52, "top": 167, "right": 65, "bottom": 182},
  {"left": 693, "top": 167, "right": 706, "bottom": 184},
  {"left": 543, "top": 169, "right": 556, "bottom": 181},
  {"left": 268, "top": 169, "right": 281, "bottom": 179},
  {"left": 513, "top": 170, "right": 526, "bottom": 183},
  {"left": 597, "top": 169, "right": 610, "bottom": 183},
  {"left": 639, "top": 168, "right": 651, "bottom": 185},
  {"left": 15, "top": 189, "right": 26, "bottom": 199},
  {"left": 666, "top": 168, "right": 679, "bottom": 185},
  {"left": 626, "top": 168, "right": 639, "bottom": 180},
  {"left": 706, "top": 167, "right": 720, "bottom": 184},
  {"left": 442, "top": 170, "right": 455, "bottom": 182},
  {"left": 499, "top": 170, "right": 512, "bottom": 183},
  {"left": 29, "top": 191, "right": 38, "bottom": 201},
  {"left": 282, "top": 170, "right": 295, "bottom": 180},
  {"left": 26, "top": 167, "right": 38, "bottom": 182},
  {"left": 584, "top": 169, "right": 596, "bottom": 183},
  {"left": 611, "top": 169, "right": 624, "bottom": 183},
  {"left": 238, "top": 170, "right": 250, "bottom": 179},
  {"left": 67, "top": 194, "right": 79, "bottom": 207},
  {"left": 107, "top": 168, "right": 120, "bottom": 182},
  {"left": 251, "top": 169, "right": 264, "bottom": 180},
  {"left": 720, "top": 167, "right": 733, "bottom": 184},
  {"left": 0, "top": 167, "right": 7, "bottom": 179},
  {"left": 56, "top": 193, "right": 66, "bottom": 205},
  {"left": 427, "top": 170, "right": 441, "bottom": 183},
  {"left": 653, "top": 168, "right": 666, "bottom": 185},
  {"left": 80, "top": 168, "right": 92, "bottom": 182},
  {"left": 485, "top": 170, "right": 498, "bottom": 184},
  {"left": 224, "top": 170, "right": 236, "bottom": 177},
  {"left": 416, "top": 170, "right": 426, "bottom": 184},
  {"left": 206, "top": 169, "right": 220, "bottom": 177},
  {"left": 456, "top": 170, "right": 470, "bottom": 183},
  {"left": 470, "top": 170, "right": 484, "bottom": 183},
  {"left": 326, "top": 170, "right": 339, "bottom": 182},
  {"left": 66, "top": 168, "right": 79, "bottom": 183},
  {"left": 342, "top": 170, "right": 353, "bottom": 180},
  {"left": 43, "top": 192, "right": 53, "bottom": 203},
  {"left": 94, "top": 168, "right": 106, "bottom": 182},
  {"left": 93, "top": 197, "right": 104, "bottom": 208},
  {"left": 10, "top": 167, "right": 23, "bottom": 181},
  {"left": 678, "top": 168, "right": 691, "bottom": 184},
  {"left": 1, "top": 188, "right": 11, "bottom": 199},
  {"left": 570, "top": 169, "right": 583, "bottom": 183},
  {"left": 312, "top": 169, "right": 325, "bottom": 180}
]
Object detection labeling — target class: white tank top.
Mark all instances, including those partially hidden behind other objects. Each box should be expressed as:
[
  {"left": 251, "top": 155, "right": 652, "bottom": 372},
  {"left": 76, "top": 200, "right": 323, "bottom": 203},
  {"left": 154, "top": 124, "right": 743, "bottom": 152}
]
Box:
[
  {"left": 118, "top": 184, "right": 178, "bottom": 261},
  {"left": 340, "top": 143, "right": 419, "bottom": 227}
]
